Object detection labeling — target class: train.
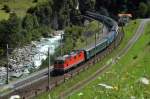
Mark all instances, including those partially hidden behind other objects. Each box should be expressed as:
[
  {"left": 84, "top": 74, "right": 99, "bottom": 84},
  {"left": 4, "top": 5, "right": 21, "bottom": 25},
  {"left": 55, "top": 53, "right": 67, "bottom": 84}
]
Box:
[{"left": 54, "top": 11, "right": 119, "bottom": 73}]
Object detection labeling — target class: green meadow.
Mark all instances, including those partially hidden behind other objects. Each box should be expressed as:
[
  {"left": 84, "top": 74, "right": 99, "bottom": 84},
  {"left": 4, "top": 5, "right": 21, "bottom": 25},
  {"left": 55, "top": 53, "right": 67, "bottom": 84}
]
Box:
[{"left": 0, "top": 0, "right": 47, "bottom": 21}]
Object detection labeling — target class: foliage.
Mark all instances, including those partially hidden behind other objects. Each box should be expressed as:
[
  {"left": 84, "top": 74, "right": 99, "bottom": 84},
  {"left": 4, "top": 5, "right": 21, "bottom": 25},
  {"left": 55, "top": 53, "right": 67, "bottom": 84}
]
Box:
[
  {"left": 27, "top": 1, "right": 53, "bottom": 26},
  {"left": 0, "top": 12, "right": 52, "bottom": 56},
  {"left": 0, "top": 48, "right": 4, "bottom": 56},
  {"left": 79, "top": 0, "right": 96, "bottom": 12},
  {"left": 33, "top": 0, "right": 38, "bottom": 3},
  {"left": 0, "top": 12, "right": 22, "bottom": 47},
  {"left": 2, "top": 4, "right": 11, "bottom": 13},
  {"left": 22, "top": 14, "right": 39, "bottom": 30},
  {"left": 138, "top": 2, "right": 148, "bottom": 17}
]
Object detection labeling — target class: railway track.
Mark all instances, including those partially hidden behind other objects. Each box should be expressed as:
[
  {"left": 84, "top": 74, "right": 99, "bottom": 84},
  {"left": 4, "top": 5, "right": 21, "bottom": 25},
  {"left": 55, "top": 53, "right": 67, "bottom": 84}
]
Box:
[{"left": 59, "top": 19, "right": 150, "bottom": 99}]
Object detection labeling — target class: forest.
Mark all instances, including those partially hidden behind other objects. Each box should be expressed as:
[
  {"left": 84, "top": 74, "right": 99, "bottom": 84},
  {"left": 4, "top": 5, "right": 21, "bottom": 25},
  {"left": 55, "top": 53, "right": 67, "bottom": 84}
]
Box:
[{"left": 0, "top": 0, "right": 150, "bottom": 56}]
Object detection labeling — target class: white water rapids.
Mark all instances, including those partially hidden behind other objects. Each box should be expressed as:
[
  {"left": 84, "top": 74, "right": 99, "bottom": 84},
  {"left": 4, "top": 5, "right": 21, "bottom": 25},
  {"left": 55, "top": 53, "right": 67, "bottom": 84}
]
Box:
[{"left": 0, "top": 31, "right": 63, "bottom": 85}]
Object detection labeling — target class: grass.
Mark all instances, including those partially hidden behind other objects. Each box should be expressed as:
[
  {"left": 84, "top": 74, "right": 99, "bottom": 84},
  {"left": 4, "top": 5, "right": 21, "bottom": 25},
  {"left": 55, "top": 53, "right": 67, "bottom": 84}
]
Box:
[
  {"left": 118, "top": 20, "right": 140, "bottom": 50},
  {"left": 68, "top": 21, "right": 150, "bottom": 99},
  {"left": 0, "top": 10, "right": 9, "bottom": 20},
  {"left": 35, "top": 20, "right": 141, "bottom": 99},
  {"left": 0, "top": 0, "right": 47, "bottom": 21}
]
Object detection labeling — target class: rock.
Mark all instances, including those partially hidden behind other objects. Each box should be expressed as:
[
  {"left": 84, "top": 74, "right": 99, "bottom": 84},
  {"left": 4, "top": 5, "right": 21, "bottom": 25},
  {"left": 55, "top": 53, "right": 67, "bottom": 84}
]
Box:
[{"left": 9, "top": 95, "right": 20, "bottom": 99}]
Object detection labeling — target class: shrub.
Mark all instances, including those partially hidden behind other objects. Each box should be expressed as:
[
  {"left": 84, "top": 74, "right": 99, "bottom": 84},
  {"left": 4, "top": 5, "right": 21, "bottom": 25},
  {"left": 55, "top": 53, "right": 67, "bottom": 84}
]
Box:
[
  {"left": 0, "top": 48, "right": 4, "bottom": 56},
  {"left": 2, "top": 4, "right": 11, "bottom": 13},
  {"left": 147, "top": 41, "right": 150, "bottom": 46},
  {"left": 133, "top": 55, "right": 138, "bottom": 59},
  {"left": 33, "top": 0, "right": 38, "bottom": 3}
]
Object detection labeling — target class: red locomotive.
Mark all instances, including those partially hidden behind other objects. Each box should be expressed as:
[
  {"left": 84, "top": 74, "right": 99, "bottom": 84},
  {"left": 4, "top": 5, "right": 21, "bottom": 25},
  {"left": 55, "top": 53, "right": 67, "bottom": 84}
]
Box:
[{"left": 54, "top": 50, "right": 85, "bottom": 72}]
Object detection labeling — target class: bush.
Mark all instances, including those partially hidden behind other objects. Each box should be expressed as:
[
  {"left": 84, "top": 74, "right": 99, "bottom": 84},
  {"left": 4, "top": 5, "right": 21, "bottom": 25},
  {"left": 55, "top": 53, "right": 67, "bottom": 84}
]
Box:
[
  {"left": 33, "top": 0, "right": 38, "bottom": 3},
  {"left": 0, "top": 48, "right": 4, "bottom": 56},
  {"left": 31, "top": 29, "right": 42, "bottom": 40},
  {"left": 2, "top": 4, "right": 11, "bottom": 13},
  {"left": 133, "top": 55, "right": 138, "bottom": 59},
  {"left": 147, "top": 41, "right": 150, "bottom": 46}
]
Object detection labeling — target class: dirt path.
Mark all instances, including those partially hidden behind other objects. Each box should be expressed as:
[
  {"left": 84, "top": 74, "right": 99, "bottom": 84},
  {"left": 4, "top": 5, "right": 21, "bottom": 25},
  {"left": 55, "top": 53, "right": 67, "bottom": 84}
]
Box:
[{"left": 59, "top": 19, "right": 150, "bottom": 99}]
